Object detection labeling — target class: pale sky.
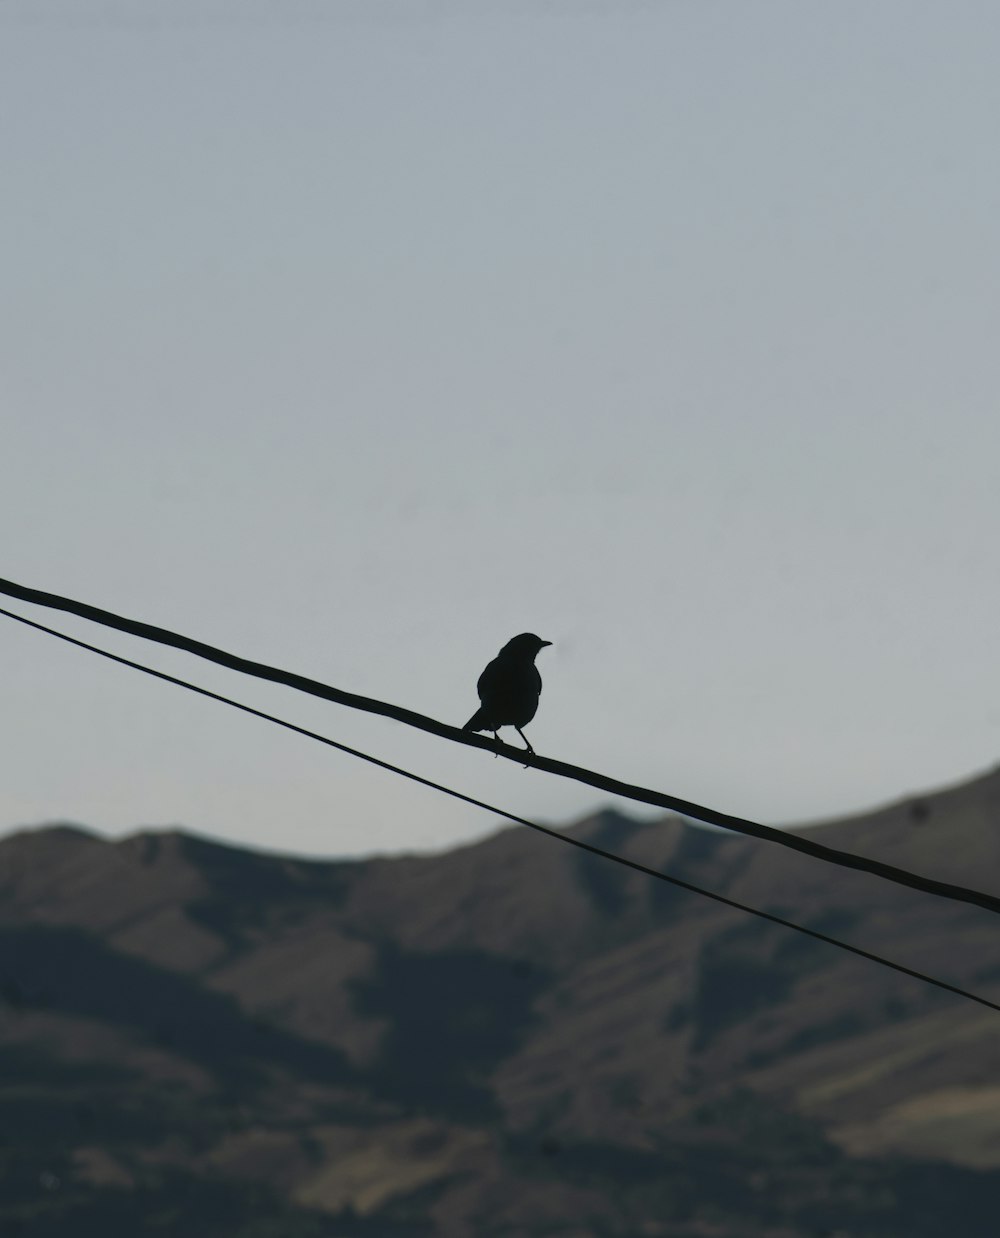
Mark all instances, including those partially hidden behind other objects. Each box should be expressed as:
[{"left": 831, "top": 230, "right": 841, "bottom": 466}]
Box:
[{"left": 2, "top": 0, "right": 1000, "bottom": 858}]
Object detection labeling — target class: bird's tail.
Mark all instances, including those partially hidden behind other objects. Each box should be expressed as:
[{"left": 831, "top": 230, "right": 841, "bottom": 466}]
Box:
[{"left": 463, "top": 708, "right": 489, "bottom": 732}]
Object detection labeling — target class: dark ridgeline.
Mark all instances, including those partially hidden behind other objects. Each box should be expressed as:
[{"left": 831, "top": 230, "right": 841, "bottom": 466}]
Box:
[
  {"left": 3, "top": 764, "right": 1000, "bottom": 1233},
  {"left": 463, "top": 633, "right": 552, "bottom": 756}
]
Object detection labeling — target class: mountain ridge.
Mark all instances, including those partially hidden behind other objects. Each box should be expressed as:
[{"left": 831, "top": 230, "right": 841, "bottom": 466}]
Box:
[{"left": 4, "top": 765, "right": 1000, "bottom": 1234}]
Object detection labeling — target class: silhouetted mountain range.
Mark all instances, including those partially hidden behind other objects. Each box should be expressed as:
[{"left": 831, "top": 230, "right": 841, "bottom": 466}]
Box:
[{"left": 4, "top": 766, "right": 1000, "bottom": 1235}]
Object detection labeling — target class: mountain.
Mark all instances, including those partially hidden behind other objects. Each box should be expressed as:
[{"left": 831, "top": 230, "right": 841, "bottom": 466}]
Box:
[{"left": 3, "top": 765, "right": 1000, "bottom": 1235}]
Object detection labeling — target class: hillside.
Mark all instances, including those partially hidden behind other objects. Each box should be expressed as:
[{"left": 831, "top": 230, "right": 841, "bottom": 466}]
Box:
[{"left": 3, "top": 766, "right": 1000, "bottom": 1235}]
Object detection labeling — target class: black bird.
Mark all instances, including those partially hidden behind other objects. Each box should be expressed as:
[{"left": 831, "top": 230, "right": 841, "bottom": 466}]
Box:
[{"left": 463, "top": 633, "right": 552, "bottom": 757}]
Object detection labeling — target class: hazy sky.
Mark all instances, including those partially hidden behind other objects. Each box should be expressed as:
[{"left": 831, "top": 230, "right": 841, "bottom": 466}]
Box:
[{"left": 2, "top": 0, "right": 1000, "bottom": 858}]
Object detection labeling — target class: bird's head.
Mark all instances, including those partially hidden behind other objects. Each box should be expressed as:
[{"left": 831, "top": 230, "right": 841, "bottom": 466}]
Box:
[{"left": 501, "top": 632, "right": 552, "bottom": 660}]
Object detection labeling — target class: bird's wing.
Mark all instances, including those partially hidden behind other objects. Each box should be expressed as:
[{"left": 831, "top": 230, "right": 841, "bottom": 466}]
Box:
[{"left": 476, "top": 655, "right": 505, "bottom": 703}]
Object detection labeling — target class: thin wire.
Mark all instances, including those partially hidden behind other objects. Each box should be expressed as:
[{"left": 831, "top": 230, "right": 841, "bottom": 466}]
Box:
[
  {"left": 2, "top": 602, "right": 999, "bottom": 1016},
  {"left": 1, "top": 574, "right": 999, "bottom": 919}
]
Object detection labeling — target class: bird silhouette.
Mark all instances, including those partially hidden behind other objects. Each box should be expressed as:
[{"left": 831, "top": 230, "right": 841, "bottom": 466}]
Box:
[{"left": 463, "top": 633, "right": 552, "bottom": 758}]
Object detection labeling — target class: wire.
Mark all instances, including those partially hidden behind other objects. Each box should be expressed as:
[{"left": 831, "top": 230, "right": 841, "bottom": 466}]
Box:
[
  {"left": 1, "top": 573, "right": 999, "bottom": 920},
  {"left": 2, "top": 602, "right": 999, "bottom": 1017}
]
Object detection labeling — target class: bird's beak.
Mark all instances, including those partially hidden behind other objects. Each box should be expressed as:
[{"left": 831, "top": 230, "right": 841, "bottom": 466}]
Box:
[{"left": 540, "top": 640, "right": 553, "bottom": 648}]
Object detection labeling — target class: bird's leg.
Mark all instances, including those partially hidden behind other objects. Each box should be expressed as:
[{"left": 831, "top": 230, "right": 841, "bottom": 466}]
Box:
[
  {"left": 492, "top": 731, "right": 500, "bottom": 757},
  {"left": 515, "top": 727, "right": 535, "bottom": 766}
]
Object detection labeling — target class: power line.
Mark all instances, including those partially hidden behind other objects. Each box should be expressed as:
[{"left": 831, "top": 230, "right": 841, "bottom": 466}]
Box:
[
  {"left": 1, "top": 573, "right": 999, "bottom": 920},
  {"left": 2, "top": 601, "right": 999, "bottom": 1017}
]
